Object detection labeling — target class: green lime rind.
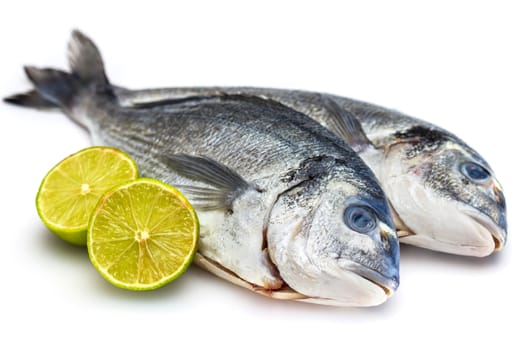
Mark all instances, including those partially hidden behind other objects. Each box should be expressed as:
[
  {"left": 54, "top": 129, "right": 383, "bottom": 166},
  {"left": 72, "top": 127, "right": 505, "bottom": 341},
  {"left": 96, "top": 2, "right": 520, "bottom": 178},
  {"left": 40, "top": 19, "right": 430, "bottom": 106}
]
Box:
[
  {"left": 87, "top": 178, "right": 199, "bottom": 291},
  {"left": 35, "top": 146, "right": 139, "bottom": 246}
]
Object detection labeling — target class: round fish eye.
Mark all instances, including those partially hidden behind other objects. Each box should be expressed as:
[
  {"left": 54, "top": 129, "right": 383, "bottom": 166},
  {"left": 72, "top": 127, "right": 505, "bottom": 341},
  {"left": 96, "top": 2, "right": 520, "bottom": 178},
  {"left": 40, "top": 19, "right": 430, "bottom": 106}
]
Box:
[
  {"left": 461, "top": 162, "right": 491, "bottom": 183},
  {"left": 344, "top": 206, "right": 377, "bottom": 234}
]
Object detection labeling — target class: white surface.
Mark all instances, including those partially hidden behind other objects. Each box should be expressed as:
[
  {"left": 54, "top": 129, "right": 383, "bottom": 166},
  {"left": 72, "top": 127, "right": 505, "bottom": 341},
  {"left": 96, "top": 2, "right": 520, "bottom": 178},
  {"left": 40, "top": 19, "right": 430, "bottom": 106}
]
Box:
[{"left": 1, "top": 1, "right": 523, "bottom": 349}]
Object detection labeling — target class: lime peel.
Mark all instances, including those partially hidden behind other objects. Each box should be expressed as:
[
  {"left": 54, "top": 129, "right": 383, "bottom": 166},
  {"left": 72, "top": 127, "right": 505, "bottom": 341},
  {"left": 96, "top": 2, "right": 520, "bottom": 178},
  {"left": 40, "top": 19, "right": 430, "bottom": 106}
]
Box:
[
  {"left": 87, "top": 178, "right": 199, "bottom": 291},
  {"left": 36, "top": 146, "right": 139, "bottom": 245}
]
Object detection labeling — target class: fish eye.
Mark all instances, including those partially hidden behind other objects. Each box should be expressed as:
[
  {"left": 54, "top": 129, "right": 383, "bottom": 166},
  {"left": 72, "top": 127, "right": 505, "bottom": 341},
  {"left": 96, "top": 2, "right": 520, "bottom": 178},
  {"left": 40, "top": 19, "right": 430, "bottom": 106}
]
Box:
[
  {"left": 344, "top": 206, "right": 377, "bottom": 234},
  {"left": 460, "top": 162, "right": 491, "bottom": 183}
]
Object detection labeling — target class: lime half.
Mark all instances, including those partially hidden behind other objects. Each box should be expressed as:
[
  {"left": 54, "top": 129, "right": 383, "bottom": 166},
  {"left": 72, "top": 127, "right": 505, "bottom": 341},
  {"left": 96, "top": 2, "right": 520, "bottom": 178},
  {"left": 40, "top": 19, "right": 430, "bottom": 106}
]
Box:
[
  {"left": 87, "top": 178, "right": 199, "bottom": 291},
  {"left": 36, "top": 146, "right": 139, "bottom": 245}
]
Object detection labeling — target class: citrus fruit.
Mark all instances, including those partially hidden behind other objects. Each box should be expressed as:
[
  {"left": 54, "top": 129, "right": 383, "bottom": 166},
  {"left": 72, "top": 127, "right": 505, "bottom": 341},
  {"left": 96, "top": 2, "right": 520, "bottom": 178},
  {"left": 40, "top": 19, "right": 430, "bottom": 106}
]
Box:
[
  {"left": 36, "top": 146, "right": 139, "bottom": 245},
  {"left": 87, "top": 178, "right": 199, "bottom": 290}
]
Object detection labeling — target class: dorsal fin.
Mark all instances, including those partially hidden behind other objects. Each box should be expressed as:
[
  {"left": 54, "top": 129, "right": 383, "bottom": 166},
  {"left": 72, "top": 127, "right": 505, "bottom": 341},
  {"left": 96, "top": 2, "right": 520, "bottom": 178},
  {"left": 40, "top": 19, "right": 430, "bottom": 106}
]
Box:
[
  {"left": 164, "top": 154, "right": 253, "bottom": 211},
  {"left": 128, "top": 93, "right": 291, "bottom": 111},
  {"left": 68, "top": 30, "right": 109, "bottom": 84},
  {"left": 130, "top": 95, "right": 225, "bottom": 109},
  {"left": 321, "top": 96, "right": 373, "bottom": 152}
]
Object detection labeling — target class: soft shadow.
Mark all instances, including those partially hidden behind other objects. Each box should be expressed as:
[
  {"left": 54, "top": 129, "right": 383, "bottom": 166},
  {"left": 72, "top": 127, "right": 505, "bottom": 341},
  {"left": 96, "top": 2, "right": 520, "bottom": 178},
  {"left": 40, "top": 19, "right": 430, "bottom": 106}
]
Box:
[
  {"left": 245, "top": 291, "right": 401, "bottom": 317},
  {"left": 35, "top": 226, "right": 198, "bottom": 302},
  {"left": 181, "top": 266, "right": 403, "bottom": 317},
  {"left": 92, "top": 262, "right": 402, "bottom": 315},
  {"left": 89, "top": 264, "right": 198, "bottom": 302},
  {"left": 399, "top": 244, "right": 507, "bottom": 270},
  {"left": 35, "top": 227, "right": 89, "bottom": 263}
]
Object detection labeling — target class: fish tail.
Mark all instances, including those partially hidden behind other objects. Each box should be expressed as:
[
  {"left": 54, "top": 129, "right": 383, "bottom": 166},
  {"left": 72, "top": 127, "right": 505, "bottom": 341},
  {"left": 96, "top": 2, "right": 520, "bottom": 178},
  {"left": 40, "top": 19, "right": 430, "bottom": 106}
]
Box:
[
  {"left": 6, "top": 66, "right": 79, "bottom": 109},
  {"left": 3, "top": 89, "right": 58, "bottom": 109},
  {"left": 4, "top": 30, "right": 112, "bottom": 110},
  {"left": 67, "top": 29, "right": 110, "bottom": 86}
]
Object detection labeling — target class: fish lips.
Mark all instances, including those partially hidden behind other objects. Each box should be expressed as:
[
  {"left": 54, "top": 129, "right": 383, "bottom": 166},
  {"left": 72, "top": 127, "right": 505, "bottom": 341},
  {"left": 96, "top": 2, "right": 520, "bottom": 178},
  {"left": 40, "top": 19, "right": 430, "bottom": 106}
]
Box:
[
  {"left": 461, "top": 207, "right": 507, "bottom": 252},
  {"left": 337, "top": 259, "right": 400, "bottom": 296}
]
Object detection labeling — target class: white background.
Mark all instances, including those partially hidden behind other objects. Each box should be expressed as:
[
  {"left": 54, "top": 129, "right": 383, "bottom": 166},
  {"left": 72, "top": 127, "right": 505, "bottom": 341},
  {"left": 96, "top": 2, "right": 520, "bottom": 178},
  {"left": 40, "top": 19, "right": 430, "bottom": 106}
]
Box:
[{"left": 1, "top": 1, "right": 523, "bottom": 349}]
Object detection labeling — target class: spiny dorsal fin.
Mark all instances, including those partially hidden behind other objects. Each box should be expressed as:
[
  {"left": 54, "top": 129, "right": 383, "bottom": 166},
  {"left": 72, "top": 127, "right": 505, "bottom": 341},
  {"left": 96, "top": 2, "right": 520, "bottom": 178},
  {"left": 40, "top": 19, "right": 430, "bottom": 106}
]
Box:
[
  {"left": 128, "top": 93, "right": 289, "bottom": 111},
  {"left": 321, "top": 96, "right": 373, "bottom": 153},
  {"left": 68, "top": 30, "right": 108, "bottom": 84},
  {"left": 130, "top": 95, "right": 225, "bottom": 109},
  {"left": 164, "top": 154, "right": 253, "bottom": 211}
]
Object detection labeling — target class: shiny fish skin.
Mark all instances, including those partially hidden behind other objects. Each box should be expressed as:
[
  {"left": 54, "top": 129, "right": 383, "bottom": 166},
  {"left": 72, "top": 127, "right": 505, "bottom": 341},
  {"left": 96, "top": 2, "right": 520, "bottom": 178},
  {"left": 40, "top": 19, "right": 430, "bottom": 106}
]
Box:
[
  {"left": 116, "top": 87, "right": 507, "bottom": 257},
  {"left": 4, "top": 31, "right": 400, "bottom": 307}
]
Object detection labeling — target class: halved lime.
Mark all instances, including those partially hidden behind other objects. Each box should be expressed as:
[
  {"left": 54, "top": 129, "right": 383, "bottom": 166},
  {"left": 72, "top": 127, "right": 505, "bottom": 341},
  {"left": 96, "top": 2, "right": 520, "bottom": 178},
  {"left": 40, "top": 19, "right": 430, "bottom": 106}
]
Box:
[
  {"left": 87, "top": 178, "right": 199, "bottom": 291},
  {"left": 36, "top": 146, "right": 139, "bottom": 245}
]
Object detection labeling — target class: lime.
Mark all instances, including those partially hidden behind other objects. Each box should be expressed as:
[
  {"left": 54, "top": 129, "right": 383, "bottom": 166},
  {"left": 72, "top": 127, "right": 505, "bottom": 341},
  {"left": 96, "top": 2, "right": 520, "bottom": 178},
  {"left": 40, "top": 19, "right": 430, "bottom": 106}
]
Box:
[
  {"left": 87, "top": 178, "right": 199, "bottom": 291},
  {"left": 36, "top": 146, "right": 139, "bottom": 245}
]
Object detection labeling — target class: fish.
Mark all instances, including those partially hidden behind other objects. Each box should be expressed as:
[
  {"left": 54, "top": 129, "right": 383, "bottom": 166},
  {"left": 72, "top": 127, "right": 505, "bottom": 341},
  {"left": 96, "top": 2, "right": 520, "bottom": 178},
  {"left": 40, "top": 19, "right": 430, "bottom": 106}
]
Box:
[
  {"left": 4, "top": 31, "right": 400, "bottom": 307},
  {"left": 111, "top": 83, "right": 508, "bottom": 258}
]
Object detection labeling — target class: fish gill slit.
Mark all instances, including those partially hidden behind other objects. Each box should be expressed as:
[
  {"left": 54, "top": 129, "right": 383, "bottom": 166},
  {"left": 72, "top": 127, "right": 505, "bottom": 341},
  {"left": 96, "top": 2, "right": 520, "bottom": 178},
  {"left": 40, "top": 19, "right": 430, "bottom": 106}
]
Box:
[
  {"left": 258, "top": 192, "right": 289, "bottom": 288},
  {"left": 261, "top": 227, "right": 268, "bottom": 251},
  {"left": 390, "top": 204, "right": 416, "bottom": 239}
]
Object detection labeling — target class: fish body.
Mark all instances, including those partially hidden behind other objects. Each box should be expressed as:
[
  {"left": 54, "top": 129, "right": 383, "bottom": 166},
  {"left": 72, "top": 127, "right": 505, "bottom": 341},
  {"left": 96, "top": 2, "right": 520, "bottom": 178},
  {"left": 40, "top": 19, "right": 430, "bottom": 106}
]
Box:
[
  {"left": 5, "top": 31, "right": 400, "bottom": 306},
  {"left": 115, "top": 87, "right": 507, "bottom": 257}
]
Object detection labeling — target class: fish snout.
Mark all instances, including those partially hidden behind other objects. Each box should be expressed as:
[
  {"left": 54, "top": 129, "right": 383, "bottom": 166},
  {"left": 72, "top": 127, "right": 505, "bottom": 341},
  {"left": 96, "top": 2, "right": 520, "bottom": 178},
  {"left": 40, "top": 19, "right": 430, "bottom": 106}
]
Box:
[
  {"left": 490, "top": 179, "right": 507, "bottom": 250},
  {"left": 379, "top": 222, "right": 400, "bottom": 288},
  {"left": 465, "top": 178, "right": 507, "bottom": 253},
  {"left": 375, "top": 273, "right": 399, "bottom": 297},
  {"left": 384, "top": 279, "right": 399, "bottom": 296},
  {"left": 355, "top": 265, "right": 400, "bottom": 297},
  {"left": 492, "top": 179, "right": 506, "bottom": 210},
  {"left": 463, "top": 206, "right": 507, "bottom": 255}
]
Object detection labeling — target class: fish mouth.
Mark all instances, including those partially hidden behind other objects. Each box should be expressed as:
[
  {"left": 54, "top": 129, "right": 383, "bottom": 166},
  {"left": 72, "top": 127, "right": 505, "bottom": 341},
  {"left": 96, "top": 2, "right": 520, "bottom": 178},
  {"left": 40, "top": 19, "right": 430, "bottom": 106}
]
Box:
[
  {"left": 338, "top": 260, "right": 399, "bottom": 296},
  {"left": 463, "top": 208, "right": 506, "bottom": 252},
  {"left": 355, "top": 267, "right": 399, "bottom": 296},
  {"left": 394, "top": 192, "right": 507, "bottom": 257}
]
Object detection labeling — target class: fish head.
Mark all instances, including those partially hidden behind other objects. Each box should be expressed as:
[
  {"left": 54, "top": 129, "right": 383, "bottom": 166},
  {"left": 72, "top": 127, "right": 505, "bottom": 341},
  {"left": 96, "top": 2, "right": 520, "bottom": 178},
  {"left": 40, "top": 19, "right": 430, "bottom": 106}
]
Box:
[
  {"left": 267, "top": 158, "right": 399, "bottom": 306},
  {"left": 380, "top": 126, "right": 507, "bottom": 256}
]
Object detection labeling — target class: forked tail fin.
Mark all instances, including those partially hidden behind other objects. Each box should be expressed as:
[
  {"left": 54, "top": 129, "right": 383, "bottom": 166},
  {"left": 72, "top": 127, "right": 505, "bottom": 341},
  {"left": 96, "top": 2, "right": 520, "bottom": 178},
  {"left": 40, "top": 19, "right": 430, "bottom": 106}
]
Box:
[
  {"left": 4, "top": 30, "right": 112, "bottom": 110},
  {"left": 67, "top": 29, "right": 109, "bottom": 85},
  {"left": 3, "top": 89, "right": 58, "bottom": 109}
]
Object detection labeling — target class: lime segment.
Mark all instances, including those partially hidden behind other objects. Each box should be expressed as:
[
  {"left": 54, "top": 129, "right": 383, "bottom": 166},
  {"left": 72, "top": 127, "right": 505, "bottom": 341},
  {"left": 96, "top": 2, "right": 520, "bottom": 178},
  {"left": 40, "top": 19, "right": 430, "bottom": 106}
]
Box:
[
  {"left": 36, "top": 146, "right": 139, "bottom": 245},
  {"left": 87, "top": 178, "right": 199, "bottom": 290}
]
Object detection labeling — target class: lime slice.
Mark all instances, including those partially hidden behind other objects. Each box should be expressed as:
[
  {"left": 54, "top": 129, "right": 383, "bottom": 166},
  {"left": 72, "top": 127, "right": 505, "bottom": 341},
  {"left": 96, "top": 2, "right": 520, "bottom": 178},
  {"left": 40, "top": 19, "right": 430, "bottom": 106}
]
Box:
[
  {"left": 36, "top": 146, "right": 139, "bottom": 245},
  {"left": 87, "top": 178, "right": 199, "bottom": 291}
]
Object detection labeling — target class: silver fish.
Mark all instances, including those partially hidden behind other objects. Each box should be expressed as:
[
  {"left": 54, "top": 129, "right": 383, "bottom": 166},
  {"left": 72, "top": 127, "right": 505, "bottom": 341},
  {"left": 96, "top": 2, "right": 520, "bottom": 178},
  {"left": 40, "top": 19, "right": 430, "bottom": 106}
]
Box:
[
  {"left": 113, "top": 85, "right": 507, "bottom": 257},
  {"left": 5, "top": 31, "right": 400, "bottom": 306}
]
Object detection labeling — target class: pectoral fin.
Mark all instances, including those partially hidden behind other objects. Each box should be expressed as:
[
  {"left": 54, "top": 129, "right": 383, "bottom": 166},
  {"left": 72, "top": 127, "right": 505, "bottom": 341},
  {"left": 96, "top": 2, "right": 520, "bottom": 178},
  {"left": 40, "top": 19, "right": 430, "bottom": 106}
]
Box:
[{"left": 164, "top": 154, "right": 253, "bottom": 211}]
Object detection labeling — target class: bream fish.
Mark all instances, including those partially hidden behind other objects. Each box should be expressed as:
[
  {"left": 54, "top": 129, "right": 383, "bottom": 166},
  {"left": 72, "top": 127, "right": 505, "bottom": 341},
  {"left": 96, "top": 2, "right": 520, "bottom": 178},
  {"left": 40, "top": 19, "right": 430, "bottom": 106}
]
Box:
[
  {"left": 113, "top": 84, "right": 507, "bottom": 257},
  {"left": 5, "top": 31, "right": 400, "bottom": 306}
]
